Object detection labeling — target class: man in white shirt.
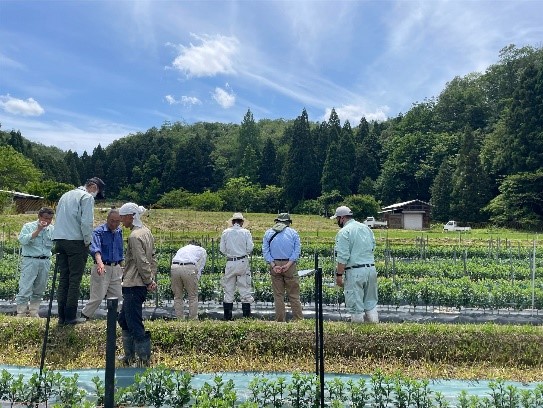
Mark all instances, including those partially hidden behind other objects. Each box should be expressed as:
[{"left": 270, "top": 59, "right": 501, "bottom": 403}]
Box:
[
  {"left": 219, "top": 213, "right": 254, "bottom": 320},
  {"left": 170, "top": 241, "right": 207, "bottom": 320}
]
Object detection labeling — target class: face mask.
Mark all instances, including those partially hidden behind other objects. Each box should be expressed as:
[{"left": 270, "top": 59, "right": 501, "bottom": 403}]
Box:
[
  {"left": 337, "top": 218, "right": 344, "bottom": 228},
  {"left": 89, "top": 190, "right": 98, "bottom": 198}
]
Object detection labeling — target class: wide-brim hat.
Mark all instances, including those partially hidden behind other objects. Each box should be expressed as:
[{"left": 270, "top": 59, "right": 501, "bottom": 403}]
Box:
[
  {"left": 229, "top": 212, "right": 245, "bottom": 222},
  {"left": 87, "top": 177, "right": 105, "bottom": 199},
  {"left": 274, "top": 213, "right": 292, "bottom": 223},
  {"left": 330, "top": 206, "right": 353, "bottom": 219}
]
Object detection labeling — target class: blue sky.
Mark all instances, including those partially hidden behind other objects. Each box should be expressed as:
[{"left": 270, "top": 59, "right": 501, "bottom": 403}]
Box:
[{"left": 1, "top": 0, "right": 542, "bottom": 154}]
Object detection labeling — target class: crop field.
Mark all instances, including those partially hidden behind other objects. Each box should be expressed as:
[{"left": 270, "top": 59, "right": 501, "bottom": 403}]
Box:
[{"left": 1, "top": 210, "right": 542, "bottom": 312}]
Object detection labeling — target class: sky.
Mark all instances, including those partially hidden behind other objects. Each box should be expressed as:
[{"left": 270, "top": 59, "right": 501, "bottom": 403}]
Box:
[{"left": 0, "top": 1, "right": 542, "bottom": 154}]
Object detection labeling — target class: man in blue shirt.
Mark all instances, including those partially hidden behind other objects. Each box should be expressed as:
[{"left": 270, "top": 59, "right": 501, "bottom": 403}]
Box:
[
  {"left": 330, "top": 206, "right": 379, "bottom": 323},
  {"left": 262, "top": 213, "right": 303, "bottom": 321},
  {"left": 16, "top": 207, "right": 55, "bottom": 317},
  {"left": 52, "top": 177, "right": 105, "bottom": 325},
  {"left": 81, "top": 209, "right": 124, "bottom": 320}
]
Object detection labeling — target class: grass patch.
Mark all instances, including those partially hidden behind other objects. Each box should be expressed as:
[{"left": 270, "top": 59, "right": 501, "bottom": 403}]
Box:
[{"left": 1, "top": 316, "right": 542, "bottom": 382}]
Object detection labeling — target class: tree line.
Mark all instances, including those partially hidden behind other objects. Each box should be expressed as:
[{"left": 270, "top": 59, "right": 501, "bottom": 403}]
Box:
[{"left": 1, "top": 44, "right": 542, "bottom": 229}]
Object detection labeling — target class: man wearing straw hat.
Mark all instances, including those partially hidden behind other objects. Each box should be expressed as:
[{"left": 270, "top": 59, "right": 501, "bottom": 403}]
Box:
[
  {"left": 220, "top": 212, "right": 254, "bottom": 320},
  {"left": 330, "top": 205, "right": 379, "bottom": 323}
]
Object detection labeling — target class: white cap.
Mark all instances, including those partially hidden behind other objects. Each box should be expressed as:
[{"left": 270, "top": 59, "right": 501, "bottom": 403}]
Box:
[{"left": 330, "top": 205, "right": 353, "bottom": 219}]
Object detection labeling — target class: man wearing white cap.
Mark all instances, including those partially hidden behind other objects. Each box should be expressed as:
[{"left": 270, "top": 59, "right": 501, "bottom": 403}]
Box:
[
  {"left": 117, "top": 202, "right": 157, "bottom": 366},
  {"left": 219, "top": 213, "right": 254, "bottom": 320},
  {"left": 330, "top": 206, "right": 379, "bottom": 323}
]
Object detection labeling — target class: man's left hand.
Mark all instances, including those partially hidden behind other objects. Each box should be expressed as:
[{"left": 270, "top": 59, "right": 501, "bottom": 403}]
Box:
[{"left": 147, "top": 281, "right": 157, "bottom": 292}]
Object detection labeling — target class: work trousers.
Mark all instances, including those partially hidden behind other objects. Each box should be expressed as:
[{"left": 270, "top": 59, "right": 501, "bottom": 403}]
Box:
[
  {"left": 222, "top": 258, "right": 253, "bottom": 303},
  {"left": 55, "top": 240, "right": 88, "bottom": 320},
  {"left": 16, "top": 257, "right": 50, "bottom": 304},
  {"left": 81, "top": 264, "right": 123, "bottom": 318},
  {"left": 118, "top": 286, "right": 148, "bottom": 342},
  {"left": 344, "top": 266, "right": 378, "bottom": 314},
  {"left": 270, "top": 261, "right": 303, "bottom": 322},
  {"left": 171, "top": 264, "right": 199, "bottom": 319}
]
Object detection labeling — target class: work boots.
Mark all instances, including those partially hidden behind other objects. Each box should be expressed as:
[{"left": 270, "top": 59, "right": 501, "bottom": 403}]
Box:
[
  {"left": 134, "top": 331, "right": 152, "bottom": 367},
  {"left": 28, "top": 301, "right": 41, "bottom": 318},
  {"left": 16, "top": 303, "right": 28, "bottom": 317},
  {"left": 223, "top": 302, "right": 233, "bottom": 321},
  {"left": 364, "top": 307, "right": 379, "bottom": 323},
  {"left": 119, "top": 330, "right": 136, "bottom": 367},
  {"left": 63, "top": 306, "right": 86, "bottom": 325},
  {"left": 242, "top": 303, "right": 251, "bottom": 318}
]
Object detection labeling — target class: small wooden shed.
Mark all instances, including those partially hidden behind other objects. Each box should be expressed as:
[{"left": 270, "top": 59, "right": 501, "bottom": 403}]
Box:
[
  {"left": 0, "top": 190, "right": 46, "bottom": 214},
  {"left": 381, "top": 199, "right": 432, "bottom": 230}
]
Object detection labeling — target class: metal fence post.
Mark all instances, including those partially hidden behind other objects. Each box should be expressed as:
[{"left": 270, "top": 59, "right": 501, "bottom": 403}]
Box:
[{"left": 105, "top": 297, "right": 119, "bottom": 408}]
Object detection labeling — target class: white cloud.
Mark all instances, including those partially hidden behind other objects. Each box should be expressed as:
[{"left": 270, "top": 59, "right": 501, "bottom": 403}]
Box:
[
  {"left": 165, "top": 95, "right": 202, "bottom": 106},
  {"left": 0, "top": 95, "right": 44, "bottom": 116},
  {"left": 212, "top": 86, "right": 235, "bottom": 109},
  {"left": 181, "top": 96, "right": 202, "bottom": 106},
  {"left": 171, "top": 33, "right": 239, "bottom": 77},
  {"left": 165, "top": 95, "right": 177, "bottom": 105},
  {"left": 322, "top": 105, "right": 389, "bottom": 125}
]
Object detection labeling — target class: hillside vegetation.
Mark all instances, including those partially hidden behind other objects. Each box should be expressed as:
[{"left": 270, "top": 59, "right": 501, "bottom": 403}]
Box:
[{"left": 1, "top": 44, "right": 542, "bottom": 229}]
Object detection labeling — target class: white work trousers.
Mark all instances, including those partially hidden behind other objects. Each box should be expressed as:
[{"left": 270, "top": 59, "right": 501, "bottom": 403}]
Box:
[{"left": 222, "top": 258, "right": 253, "bottom": 303}]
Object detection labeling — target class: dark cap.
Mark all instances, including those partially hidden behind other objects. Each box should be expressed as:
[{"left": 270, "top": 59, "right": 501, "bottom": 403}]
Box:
[
  {"left": 274, "top": 213, "right": 292, "bottom": 223},
  {"left": 86, "top": 177, "right": 106, "bottom": 199}
]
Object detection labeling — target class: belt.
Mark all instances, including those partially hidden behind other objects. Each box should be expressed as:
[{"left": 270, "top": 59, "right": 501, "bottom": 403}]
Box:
[
  {"left": 94, "top": 261, "right": 121, "bottom": 266},
  {"left": 172, "top": 262, "right": 195, "bottom": 266},
  {"left": 23, "top": 255, "right": 49, "bottom": 259},
  {"left": 227, "top": 255, "right": 247, "bottom": 261},
  {"left": 345, "top": 264, "right": 375, "bottom": 270},
  {"left": 274, "top": 258, "right": 289, "bottom": 262}
]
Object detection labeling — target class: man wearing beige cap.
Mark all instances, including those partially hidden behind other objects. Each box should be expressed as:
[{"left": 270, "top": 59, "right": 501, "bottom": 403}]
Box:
[
  {"left": 262, "top": 213, "right": 303, "bottom": 322},
  {"left": 219, "top": 212, "right": 254, "bottom": 320},
  {"left": 330, "top": 206, "right": 379, "bottom": 323}
]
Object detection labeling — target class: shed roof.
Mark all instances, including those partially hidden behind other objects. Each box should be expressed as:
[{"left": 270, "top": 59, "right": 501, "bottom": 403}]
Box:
[
  {"left": 0, "top": 189, "right": 44, "bottom": 199},
  {"left": 381, "top": 199, "right": 432, "bottom": 211}
]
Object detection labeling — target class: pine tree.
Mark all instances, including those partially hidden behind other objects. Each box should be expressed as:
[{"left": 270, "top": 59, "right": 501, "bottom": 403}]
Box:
[
  {"left": 259, "top": 138, "right": 278, "bottom": 186},
  {"left": 450, "top": 128, "right": 492, "bottom": 222},
  {"left": 282, "top": 109, "right": 319, "bottom": 207}
]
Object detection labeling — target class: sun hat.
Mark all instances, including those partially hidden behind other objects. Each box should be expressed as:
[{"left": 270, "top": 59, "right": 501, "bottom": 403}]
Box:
[
  {"left": 230, "top": 212, "right": 245, "bottom": 221},
  {"left": 274, "top": 213, "right": 292, "bottom": 223},
  {"left": 330, "top": 206, "right": 353, "bottom": 219}
]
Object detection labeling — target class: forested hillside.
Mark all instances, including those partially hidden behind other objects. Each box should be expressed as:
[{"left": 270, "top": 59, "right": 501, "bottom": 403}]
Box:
[{"left": 1, "top": 44, "right": 542, "bottom": 229}]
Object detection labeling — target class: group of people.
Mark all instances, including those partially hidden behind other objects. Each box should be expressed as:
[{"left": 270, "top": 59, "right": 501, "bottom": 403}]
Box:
[
  {"left": 15, "top": 176, "right": 379, "bottom": 366},
  {"left": 170, "top": 207, "right": 379, "bottom": 325},
  {"left": 15, "top": 178, "right": 157, "bottom": 366}
]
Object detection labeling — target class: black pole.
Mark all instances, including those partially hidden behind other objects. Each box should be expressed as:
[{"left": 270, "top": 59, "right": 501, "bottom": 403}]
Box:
[
  {"left": 314, "top": 253, "right": 319, "bottom": 377},
  {"left": 104, "top": 297, "right": 118, "bottom": 408},
  {"left": 317, "top": 266, "right": 325, "bottom": 408},
  {"left": 39, "top": 253, "right": 59, "bottom": 377},
  {"left": 313, "top": 253, "right": 325, "bottom": 407}
]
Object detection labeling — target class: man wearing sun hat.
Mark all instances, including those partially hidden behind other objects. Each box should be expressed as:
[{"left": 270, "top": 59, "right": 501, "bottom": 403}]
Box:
[
  {"left": 219, "top": 212, "right": 254, "bottom": 320},
  {"left": 52, "top": 176, "right": 105, "bottom": 325},
  {"left": 330, "top": 205, "right": 379, "bottom": 323},
  {"left": 262, "top": 213, "right": 303, "bottom": 322}
]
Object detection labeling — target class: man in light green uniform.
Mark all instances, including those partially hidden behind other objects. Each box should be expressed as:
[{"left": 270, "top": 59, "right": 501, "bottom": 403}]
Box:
[
  {"left": 331, "top": 206, "right": 379, "bottom": 323},
  {"left": 16, "top": 207, "right": 55, "bottom": 317}
]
